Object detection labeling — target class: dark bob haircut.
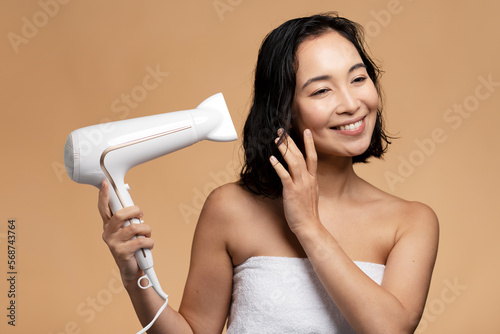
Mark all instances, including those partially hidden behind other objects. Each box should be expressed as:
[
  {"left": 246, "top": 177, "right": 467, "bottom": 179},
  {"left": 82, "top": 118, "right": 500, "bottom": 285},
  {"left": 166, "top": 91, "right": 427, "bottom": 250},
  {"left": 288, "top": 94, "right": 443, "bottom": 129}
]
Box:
[{"left": 240, "top": 12, "right": 392, "bottom": 198}]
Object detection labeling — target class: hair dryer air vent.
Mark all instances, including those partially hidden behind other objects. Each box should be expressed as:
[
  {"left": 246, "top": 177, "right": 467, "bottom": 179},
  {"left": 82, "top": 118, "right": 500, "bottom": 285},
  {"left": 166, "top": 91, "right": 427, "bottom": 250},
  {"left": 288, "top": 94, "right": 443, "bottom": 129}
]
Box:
[{"left": 64, "top": 134, "right": 76, "bottom": 181}]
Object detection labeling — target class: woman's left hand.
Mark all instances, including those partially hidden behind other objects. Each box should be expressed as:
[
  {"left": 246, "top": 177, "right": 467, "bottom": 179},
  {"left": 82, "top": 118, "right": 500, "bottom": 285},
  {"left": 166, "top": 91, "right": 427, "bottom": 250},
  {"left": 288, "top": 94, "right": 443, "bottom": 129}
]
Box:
[{"left": 270, "top": 128, "right": 321, "bottom": 234}]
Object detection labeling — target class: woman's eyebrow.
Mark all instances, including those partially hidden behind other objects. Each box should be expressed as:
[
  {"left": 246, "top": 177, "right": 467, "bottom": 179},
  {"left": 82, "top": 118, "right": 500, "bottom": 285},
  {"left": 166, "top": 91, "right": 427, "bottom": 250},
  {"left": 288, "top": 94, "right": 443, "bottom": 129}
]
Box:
[
  {"left": 301, "top": 62, "right": 366, "bottom": 90},
  {"left": 301, "top": 74, "right": 332, "bottom": 90},
  {"left": 349, "top": 62, "right": 366, "bottom": 73}
]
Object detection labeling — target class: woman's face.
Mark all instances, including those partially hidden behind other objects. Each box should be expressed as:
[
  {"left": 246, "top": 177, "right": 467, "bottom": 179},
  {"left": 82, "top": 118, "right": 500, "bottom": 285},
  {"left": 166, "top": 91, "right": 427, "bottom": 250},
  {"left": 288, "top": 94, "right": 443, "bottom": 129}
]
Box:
[{"left": 292, "top": 30, "right": 379, "bottom": 159}]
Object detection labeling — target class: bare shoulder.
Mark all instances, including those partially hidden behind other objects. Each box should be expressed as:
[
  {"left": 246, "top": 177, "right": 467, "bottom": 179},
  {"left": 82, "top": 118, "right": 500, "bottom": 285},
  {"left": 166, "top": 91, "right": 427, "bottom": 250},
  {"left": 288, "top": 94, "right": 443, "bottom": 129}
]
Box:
[
  {"left": 368, "top": 184, "right": 439, "bottom": 241},
  {"left": 201, "top": 182, "right": 259, "bottom": 219},
  {"left": 363, "top": 179, "right": 437, "bottom": 221},
  {"left": 392, "top": 197, "right": 438, "bottom": 237},
  {"left": 400, "top": 200, "right": 439, "bottom": 227},
  {"left": 196, "top": 182, "right": 265, "bottom": 239},
  {"left": 199, "top": 182, "right": 287, "bottom": 265},
  {"left": 206, "top": 181, "right": 254, "bottom": 202},
  {"left": 398, "top": 200, "right": 439, "bottom": 251},
  {"left": 188, "top": 183, "right": 255, "bottom": 270}
]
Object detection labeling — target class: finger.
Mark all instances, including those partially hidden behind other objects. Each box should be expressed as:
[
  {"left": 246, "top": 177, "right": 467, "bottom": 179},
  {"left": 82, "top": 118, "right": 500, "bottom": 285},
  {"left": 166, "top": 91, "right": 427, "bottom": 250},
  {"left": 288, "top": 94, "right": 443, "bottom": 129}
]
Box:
[
  {"left": 119, "top": 222, "right": 152, "bottom": 241},
  {"left": 275, "top": 131, "right": 305, "bottom": 179},
  {"left": 303, "top": 129, "right": 317, "bottom": 177},
  {"left": 115, "top": 237, "right": 155, "bottom": 256},
  {"left": 102, "top": 208, "right": 145, "bottom": 245},
  {"left": 128, "top": 237, "right": 155, "bottom": 251},
  {"left": 276, "top": 129, "right": 302, "bottom": 158},
  {"left": 98, "top": 180, "right": 112, "bottom": 225},
  {"left": 269, "top": 155, "right": 292, "bottom": 185},
  {"left": 106, "top": 206, "right": 144, "bottom": 233}
]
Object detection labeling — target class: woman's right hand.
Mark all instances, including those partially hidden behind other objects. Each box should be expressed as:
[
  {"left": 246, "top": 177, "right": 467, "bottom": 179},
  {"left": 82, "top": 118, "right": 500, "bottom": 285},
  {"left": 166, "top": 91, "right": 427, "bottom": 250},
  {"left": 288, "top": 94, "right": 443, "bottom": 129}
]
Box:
[{"left": 98, "top": 181, "right": 155, "bottom": 287}]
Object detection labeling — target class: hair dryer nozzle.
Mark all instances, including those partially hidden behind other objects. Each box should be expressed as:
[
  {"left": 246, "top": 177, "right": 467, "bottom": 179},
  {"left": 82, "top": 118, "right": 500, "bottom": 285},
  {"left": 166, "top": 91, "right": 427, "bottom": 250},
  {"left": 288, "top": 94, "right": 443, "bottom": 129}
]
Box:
[
  {"left": 192, "top": 93, "right": 238, "bottom": 142},
  {"left": 64, "top": 132, "right": 79, "bottom": 182},
  {"left": 64, "top": 134, "right": 74, "bottom": 178}
]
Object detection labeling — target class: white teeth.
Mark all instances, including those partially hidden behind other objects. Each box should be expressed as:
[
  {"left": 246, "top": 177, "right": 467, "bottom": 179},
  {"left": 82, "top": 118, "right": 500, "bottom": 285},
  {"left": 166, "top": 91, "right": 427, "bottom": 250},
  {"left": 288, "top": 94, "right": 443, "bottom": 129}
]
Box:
[{"left": 338, "top": 120, "right": 362, "bottom": 131}]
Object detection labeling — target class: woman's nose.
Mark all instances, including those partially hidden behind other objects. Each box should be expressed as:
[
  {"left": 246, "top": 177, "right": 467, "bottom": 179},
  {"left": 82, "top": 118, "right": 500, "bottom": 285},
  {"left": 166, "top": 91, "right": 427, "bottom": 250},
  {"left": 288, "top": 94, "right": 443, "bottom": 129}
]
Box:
[{"left": 335, "top": 88, "right": 360, "bottom": 115}]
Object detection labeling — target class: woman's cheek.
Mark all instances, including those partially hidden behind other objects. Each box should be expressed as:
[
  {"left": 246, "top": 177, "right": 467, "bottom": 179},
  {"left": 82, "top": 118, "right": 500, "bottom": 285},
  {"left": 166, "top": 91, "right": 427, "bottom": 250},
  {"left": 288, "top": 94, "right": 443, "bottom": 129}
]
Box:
[
  {"left": 293, "top": 102, "right": 325, "bottom": 129},
  {"left": 365, "top": 82, "right": 380, "bottom": 110}
]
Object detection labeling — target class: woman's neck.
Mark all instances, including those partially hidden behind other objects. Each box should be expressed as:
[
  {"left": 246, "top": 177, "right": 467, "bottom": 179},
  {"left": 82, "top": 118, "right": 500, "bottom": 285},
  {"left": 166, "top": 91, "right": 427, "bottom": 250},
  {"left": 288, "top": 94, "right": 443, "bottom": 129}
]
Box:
[{"left": 316, "top": 156, "right": 360, "bottom": 200}]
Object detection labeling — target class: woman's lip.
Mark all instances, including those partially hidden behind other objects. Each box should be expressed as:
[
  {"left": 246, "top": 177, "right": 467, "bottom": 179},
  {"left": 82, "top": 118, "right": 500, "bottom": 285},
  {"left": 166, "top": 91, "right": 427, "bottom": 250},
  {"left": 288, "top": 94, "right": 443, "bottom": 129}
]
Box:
[
  {"left": 331, "top": 116, "right": 366, "bottom": 128},
  {"left": 331, "top": 117, "right": 366, "bottom": 135}
]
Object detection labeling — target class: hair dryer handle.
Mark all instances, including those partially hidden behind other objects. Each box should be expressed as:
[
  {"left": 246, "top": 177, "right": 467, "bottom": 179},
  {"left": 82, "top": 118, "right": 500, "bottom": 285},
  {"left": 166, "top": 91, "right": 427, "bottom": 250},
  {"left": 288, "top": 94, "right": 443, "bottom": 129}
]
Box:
[
  {"left": 124, "top": 217, "right": 154, "bottom": 270},
  {"left": 107, "top": 181, "right": 168, "bottom": 300}
]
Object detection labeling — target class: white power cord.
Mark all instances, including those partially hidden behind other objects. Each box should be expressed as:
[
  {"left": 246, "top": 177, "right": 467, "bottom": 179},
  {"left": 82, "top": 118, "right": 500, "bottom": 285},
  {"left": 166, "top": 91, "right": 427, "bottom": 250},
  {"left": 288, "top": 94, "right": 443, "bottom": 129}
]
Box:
[
  {"left": 135, "top": 267, "right": 169, "bottom": 334},
  {"left": 136, "top": 296, "right": 169, "bottom": 334}
]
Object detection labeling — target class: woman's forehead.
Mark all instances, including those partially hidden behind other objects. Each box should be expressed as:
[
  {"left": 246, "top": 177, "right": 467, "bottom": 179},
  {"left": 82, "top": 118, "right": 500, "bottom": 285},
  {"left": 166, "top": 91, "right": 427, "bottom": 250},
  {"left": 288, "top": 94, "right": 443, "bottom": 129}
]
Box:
[{"left": 295, "top": 31, "right": 363, "bottom": 79}]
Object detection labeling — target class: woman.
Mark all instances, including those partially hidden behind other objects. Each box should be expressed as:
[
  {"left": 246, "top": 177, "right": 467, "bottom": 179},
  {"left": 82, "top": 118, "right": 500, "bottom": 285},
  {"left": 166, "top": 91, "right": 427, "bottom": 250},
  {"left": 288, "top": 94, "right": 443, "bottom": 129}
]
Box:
[{"left": 99, "top": 12, "right": 439, "bottom": 333}]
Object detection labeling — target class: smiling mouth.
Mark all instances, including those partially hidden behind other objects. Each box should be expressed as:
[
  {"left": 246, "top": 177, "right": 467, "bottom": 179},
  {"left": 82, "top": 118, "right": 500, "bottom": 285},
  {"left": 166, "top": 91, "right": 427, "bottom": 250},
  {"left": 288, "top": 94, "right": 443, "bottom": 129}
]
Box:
[{"left": 333, "top": 118, "right": 364, "bottom": 131}]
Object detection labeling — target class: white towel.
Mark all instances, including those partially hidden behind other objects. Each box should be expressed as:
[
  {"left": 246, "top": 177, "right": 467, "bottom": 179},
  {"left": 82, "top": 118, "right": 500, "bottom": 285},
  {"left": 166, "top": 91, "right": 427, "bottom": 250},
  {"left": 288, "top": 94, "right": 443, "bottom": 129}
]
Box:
[{"left": 226, "top": 256, "right": 385, "bottom": 334}]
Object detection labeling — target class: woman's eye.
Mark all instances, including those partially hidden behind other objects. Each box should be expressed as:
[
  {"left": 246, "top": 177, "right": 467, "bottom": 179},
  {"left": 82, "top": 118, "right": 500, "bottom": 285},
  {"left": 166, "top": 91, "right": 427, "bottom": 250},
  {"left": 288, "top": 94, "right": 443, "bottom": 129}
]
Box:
[
  {"left": 312, "top": 88, "right": 329, "bottom": 96},
  {"left": 352, "top": 76, "right": 367, "bottom": 84}
]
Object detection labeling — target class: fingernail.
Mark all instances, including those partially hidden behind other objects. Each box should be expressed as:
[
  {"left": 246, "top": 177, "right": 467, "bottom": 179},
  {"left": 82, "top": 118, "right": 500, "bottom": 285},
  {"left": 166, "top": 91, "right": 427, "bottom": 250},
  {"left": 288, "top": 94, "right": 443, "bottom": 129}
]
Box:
[
  {"left": 277, "top": 128, "right": 284, "bottom": 136},
  {"left": 305, "top": 129, "right": 312, "bottom": 137},
  {"left": 270, "top": 155, "right": 278, "bottom": 164}
]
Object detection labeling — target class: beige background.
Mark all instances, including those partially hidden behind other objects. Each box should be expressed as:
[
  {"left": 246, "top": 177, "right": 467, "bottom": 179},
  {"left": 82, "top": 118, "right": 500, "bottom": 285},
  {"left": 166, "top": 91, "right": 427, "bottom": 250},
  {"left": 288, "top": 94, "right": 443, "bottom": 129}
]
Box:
[{"left": 1, "top": 0, "right": 499, "bottom": 333}]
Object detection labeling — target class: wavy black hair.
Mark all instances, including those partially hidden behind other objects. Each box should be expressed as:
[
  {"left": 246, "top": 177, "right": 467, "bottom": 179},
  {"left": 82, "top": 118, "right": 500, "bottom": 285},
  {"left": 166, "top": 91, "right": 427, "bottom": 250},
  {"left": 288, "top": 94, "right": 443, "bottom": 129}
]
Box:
[{"left": 240, "top": 12, "right": 392, "bottom": 198}]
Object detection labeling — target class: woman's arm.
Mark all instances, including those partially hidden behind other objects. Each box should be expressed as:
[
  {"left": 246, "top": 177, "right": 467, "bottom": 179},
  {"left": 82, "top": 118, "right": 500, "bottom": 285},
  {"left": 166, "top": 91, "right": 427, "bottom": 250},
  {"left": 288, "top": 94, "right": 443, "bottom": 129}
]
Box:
[
  {"left": 296, "top": 203, "right": 438, "bottom": 333},
  {"left": 270, "top": 129, "right": 439, "bottom": 333},
  {"left": 99, "top": 181, "right": 233, "bottom": 334},
  {"left": 178, "top": 186, "right": 234, "bottom": 332}
]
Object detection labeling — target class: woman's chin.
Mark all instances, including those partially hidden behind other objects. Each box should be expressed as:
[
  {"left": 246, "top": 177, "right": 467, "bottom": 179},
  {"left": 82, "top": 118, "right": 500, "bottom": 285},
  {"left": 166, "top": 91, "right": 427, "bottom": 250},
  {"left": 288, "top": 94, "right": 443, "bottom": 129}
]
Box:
[{"left": 338, "top": 142, "right": 372, "bottom": 158}]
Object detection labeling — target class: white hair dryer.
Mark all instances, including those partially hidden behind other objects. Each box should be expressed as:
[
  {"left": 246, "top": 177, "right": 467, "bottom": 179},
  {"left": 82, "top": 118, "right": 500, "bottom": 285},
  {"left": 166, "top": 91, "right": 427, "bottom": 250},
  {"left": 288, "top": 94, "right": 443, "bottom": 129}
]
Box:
[{"left": 64, "top": 93, "right": 237, "bottom": 303}]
